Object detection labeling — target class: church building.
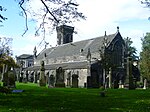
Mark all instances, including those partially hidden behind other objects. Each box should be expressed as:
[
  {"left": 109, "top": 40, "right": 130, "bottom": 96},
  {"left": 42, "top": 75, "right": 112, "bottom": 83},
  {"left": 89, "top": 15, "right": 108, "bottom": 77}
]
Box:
[{"left": 24, "top": 25, "right": 128, "bottom": 88}]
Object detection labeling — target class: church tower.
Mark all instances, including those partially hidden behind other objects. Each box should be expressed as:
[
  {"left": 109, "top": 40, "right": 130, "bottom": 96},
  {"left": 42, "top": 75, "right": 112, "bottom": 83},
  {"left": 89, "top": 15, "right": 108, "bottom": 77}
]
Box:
[{"left": 56, "top": 25, "right": 74, "bottom": 45}]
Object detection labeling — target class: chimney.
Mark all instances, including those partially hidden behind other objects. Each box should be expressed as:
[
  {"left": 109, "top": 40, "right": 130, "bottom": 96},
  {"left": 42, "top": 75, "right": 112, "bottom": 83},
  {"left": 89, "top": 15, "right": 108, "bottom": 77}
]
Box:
[{"left": 56, "top": 25, "right": 74, "bottom": 45}]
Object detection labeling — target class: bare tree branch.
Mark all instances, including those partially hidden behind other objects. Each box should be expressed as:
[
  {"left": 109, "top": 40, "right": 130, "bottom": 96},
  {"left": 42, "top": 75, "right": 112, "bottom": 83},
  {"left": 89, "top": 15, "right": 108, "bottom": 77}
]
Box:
[
  {"left": 19, "top": 0, "right": 29, "bottom": 36},
  {"left": 36, "top": 10, "right": 48, "bottom": 47},
  {"left": 40, "top": 0, "right": 59, "bottom": 23}
]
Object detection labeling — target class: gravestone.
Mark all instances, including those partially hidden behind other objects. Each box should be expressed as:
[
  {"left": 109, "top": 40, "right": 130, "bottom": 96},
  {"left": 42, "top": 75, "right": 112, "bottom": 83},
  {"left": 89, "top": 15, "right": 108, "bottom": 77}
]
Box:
[
  {"left": 55, "top": 67, "right": 65, "bottom": 87},
  {"left": 3, "top": 70, "right": 16, "bottom": 88},
  {"left": 72, "top": 74, "right": 78, "bottom": 88},
  {"left": 8, "top": 70, "right": 16, "bottom": 88},
  {"left": 49, "top": 75, "right": 55, "bottom": 87},
  {"left": 19, "top": 72, "right": 23, "bottom": 82},
  {"left": 67, "top": 72, "right": 71, "bottom": 87},
  {"left": 3, "top": 72, "right": 8, "bottom": 87},
  {"left": 39, "top": 61, "right": 46, "bottom": 86},
  {"left": 34, "top": 71, "right": 38, "bottom": 83},
  {"left": 30, "top": 73, "right": 34, "bottom": 83},
  {"left": 23, "top": 71, "right": 27, "bottom": 83},
  {"left": 87, "top": 76, "right": 92, "bottom": 88},
  {"left": 113, "top": 79, "right": 119, "bottom": 89},
  {"left": 26, "top": 71, "right": 29, "bottom": 81},
  {"left": 91, "top": 70, "right": 99, "bottom": 88},
  {"left": 143, "top": 79, "right": 147, "bottom": 89}
]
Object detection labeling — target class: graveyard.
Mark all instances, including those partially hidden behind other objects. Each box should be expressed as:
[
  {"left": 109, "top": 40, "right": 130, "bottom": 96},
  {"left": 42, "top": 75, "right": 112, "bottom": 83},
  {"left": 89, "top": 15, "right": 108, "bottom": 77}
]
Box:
[{"left": 0, "top": 82, "right": 150, "bottom": 112}]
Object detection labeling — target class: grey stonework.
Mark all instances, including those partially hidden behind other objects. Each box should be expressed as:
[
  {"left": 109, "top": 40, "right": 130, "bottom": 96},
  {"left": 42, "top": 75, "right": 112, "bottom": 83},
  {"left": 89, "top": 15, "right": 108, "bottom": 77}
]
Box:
[{"left": 22, "top": 25, "right": 140, "bottom": 88}]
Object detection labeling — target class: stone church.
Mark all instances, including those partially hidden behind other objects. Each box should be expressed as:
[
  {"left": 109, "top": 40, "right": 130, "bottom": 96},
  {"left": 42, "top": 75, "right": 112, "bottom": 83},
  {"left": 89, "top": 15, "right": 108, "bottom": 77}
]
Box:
[{"left": 24, "top": 25, "right": 128, "bottom": 88}]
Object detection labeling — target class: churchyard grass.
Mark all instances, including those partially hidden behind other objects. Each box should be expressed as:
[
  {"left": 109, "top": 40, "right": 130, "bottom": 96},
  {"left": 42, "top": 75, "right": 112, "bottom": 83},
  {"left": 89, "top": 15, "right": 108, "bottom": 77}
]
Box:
[{"left": 0, "top": 83, "right": 150, "bottom": 112}]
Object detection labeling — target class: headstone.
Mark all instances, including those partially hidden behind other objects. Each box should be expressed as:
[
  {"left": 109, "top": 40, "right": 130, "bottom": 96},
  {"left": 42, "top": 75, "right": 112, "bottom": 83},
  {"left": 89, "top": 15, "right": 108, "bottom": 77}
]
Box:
[
  {"left": 72, "top": 74, "right": 78, "bottom": 88},
  {"left": 67, "top": 72, "right": 71, "bottom": 87},
  {"left": 39, "top": 61, "right": 46, "bottom": 86},
  {"left": 3, "top": 72, "right": 8, "bottom": 87},
  {"left": 143, "top": 79, "right": 147, "bottom": 89},
  {"left": 23, "top": 71, "right": 27, "bottom": 83},
  {"left": 49, "top": 75, "right": 55, "bottom": 87},
  {"left": 55, "top": 67, "right": 65, "bottom": 87},
  {"left": 3, "top": 70, "right": 16, "bottom": 88},
  {"left": 7, "top": 70, "right": 16, "bottom": 88},
  {"left": 113, "top": 80, "right": 119, "bottom": 89},
  {"left": 87, "top": 76, "right": 92, "bottom": 88},
  {"left": 19, "top": 72, "right": 23, "bottom": 83},
  {"left": 91, "top": 71, "right": 99, "bottom": 88},
  {"left": 26, "top": 71, "right": 29, "bottom": 81},
  {"left": 34, "top": 71, "right": 38, "bottom": 83},
  {"left": 30, "top": 73, "right": 34, "bottom": 83},
  {"left": 119, "top": 80, "right": 124, "bottom": 88},
  {"left": 46, "top": 72, "right": 49, "bottom": 84}
]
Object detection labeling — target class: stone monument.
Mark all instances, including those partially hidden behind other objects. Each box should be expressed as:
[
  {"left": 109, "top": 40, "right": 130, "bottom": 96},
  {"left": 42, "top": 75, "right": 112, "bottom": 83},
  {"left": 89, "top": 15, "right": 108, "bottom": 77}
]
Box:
[
  {"left": 143, "top": 79, "right": 147, "bottom": 89},
  {"left": 3, "top": 69, "right": 16, "bottom": 88},
  {"left": 72, "top": 74, "right": 79, "bottom": 88},
  {"left": 49, "top": 75, "right": 55, "bottom": 87},
  {"left": 39, "top": 61, "right": 46, "bottom": 86},
  {"left": 55, "top": 67, "right": 65, "bottom": 87}
]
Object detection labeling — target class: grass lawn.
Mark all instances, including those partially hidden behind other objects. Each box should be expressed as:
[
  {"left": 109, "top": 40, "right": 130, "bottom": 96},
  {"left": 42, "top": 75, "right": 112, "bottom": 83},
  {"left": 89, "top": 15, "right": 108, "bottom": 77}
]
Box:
[{"left": 0, "top": 83, "right": 150, "bottom": 112}]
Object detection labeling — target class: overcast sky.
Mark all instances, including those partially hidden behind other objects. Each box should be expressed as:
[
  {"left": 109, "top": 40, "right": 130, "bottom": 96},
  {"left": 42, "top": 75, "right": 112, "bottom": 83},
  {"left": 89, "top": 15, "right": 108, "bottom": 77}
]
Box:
[{"left": 0, "top": 0, "right": 150, "bottom": 57}]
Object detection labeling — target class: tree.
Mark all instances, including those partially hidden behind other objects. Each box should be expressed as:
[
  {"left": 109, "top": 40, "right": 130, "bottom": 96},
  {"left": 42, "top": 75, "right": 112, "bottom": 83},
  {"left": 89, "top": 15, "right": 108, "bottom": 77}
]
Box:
[
  {"left": 0, "top": 37, "right": 17, "bottom": 80},
  {"left": 0, "top": 6, "right": 7, "bottom": 26},
  {"left": 124, "top": 37, "right": 138, "bottom": 60},
  {"left": 0, "top": 37, "right": 13, "bottom": 56},
  {"left": 16, "top": 0, "right": 86, "bottom": 36},
  {"left": 140, "top": 0, "right": 150, "bottom": 20},
  {"left": 140, "top": 33, "right": 150, "bottom": 80}
]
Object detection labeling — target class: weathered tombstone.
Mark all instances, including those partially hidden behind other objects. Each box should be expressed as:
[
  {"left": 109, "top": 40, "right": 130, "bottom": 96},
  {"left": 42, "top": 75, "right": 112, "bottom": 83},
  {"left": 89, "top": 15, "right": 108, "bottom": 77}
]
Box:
[
  {"left": 55, "top": 67, "right": 65, "bottom": 87},
  {"left": 3, "top": 72, "right": 8, "bottom": 87},
  {"left": 46, "top": 72, "right": 49, "bottom": 84},
  {"left": 34, "top": 71, "right": 38, "bottom": 83},
  {"left": 23, "top": 71, "right": 27, "bottom": 83},
  {"left": 26, "top": 71, "right": 29, "bottom": 81},
  {"left": 7, "top": 70, "right": 16, "bottom": 88},
  {"left": 3, "top": 70, "right": 16, "bottom": 88},
  {"left": 30, "top": 73, "right": 34, "bottom": 83},
  {"left": 67, "top": 72, "right": 71, "bottom": 87},
  {"left": 39, "top": 61, "right": 46, "bottom": 86},
  {"left": 49, "top": 75, "right": 55, "bottom": 87},
  {"left": 119, "top": 80, "right": 124, "bottom": 88},
  {"left": 143, "top": 79, "right": 147, "bottom": 89},
  {"left": 72, "top": 74, "right": 78, "bottom": 88},
  {"left": 19, "top": 72, "right": 23, "bottom": 83},
  {"left": 113, "top": 80, "right": 119, "bottom": 89},
  {"left": 91, "top": 70, "right": 99, "bottom": 88},
  {"left": 87, "top": 76, "right": 92, "bottom": 88}
]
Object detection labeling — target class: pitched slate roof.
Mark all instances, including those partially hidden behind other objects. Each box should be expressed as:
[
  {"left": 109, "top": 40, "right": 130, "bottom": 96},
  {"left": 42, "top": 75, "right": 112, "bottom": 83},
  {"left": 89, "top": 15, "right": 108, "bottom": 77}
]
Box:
[
  {"left": 17, "top": 54, "right": 33, "bottom": 59},
  {"left": 25, "top": 61, "right": 88, "bottom": 71},
  {"left": 36, "top": 32, "right": 119, "bottom": 60}
]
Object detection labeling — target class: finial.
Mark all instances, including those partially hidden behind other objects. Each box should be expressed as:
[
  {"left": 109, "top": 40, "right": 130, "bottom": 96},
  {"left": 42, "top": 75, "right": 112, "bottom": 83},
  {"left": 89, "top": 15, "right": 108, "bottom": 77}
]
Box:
[
  {"left": 33, "top": 46, "right": 37, "bottom": 58},
  {"left": 104, "top": 31, "right": 107, "bottom": 36},
  {"left": 117, "top": 26, "right": 119, "bottom": 32}
]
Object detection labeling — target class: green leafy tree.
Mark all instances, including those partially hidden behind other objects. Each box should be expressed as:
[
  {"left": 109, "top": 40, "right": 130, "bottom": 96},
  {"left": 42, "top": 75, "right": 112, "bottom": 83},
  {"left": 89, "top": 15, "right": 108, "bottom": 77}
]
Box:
[
  {"left": 0, "top": 37, "right": 17, "bottom": 78},
  {"left": 124, "top": 37, "right": 138, "bottom": 60},
  {"left": 140, "top": 33, "right": 150, "bottom": 80}
]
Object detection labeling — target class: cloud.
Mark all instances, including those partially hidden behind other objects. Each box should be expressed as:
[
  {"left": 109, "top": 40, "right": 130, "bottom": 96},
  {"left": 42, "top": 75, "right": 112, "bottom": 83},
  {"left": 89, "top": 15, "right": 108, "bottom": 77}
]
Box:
[{"left": 12, "top": 0, "right": 150, "bottom": 56}]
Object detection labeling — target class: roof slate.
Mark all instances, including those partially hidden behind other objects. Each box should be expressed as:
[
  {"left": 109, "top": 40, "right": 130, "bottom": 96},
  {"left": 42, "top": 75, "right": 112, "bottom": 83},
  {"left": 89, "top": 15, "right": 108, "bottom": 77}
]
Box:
[
  {"left": 36, "top": 32, "right": 118, "bottom": 60},
  {"left": 17, "top": 54, "right": 33, "bottom": 59}
]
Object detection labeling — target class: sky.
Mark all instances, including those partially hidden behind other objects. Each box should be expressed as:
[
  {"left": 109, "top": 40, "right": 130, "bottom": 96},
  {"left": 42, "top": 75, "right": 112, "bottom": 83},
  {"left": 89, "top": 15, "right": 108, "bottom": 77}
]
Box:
[{"left": 0, "top": 0, "right": 150, "bottom": 57}]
